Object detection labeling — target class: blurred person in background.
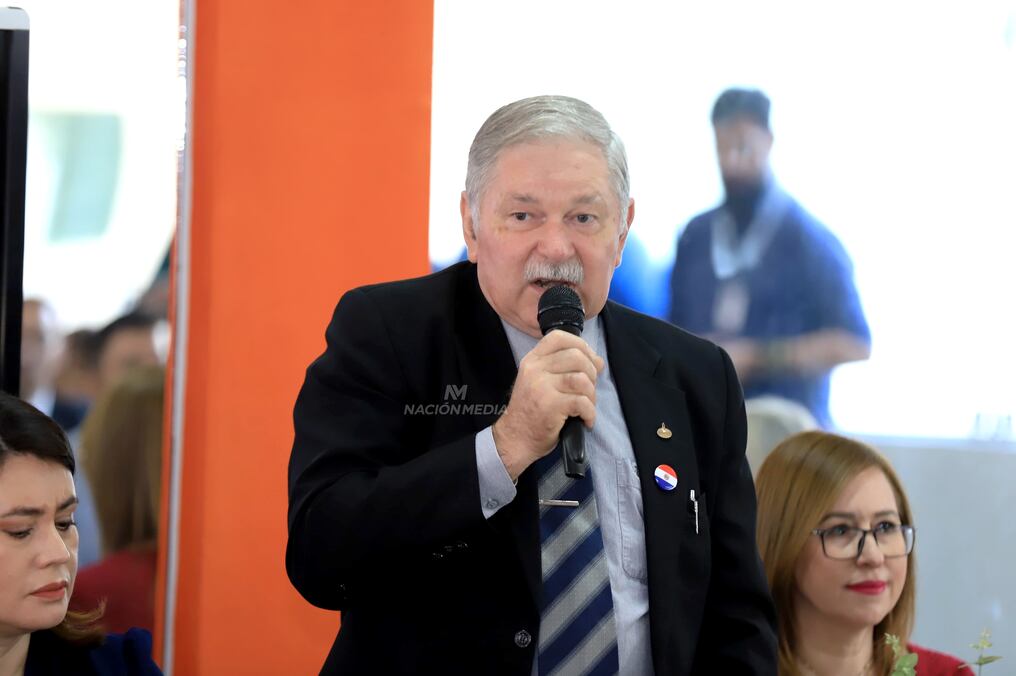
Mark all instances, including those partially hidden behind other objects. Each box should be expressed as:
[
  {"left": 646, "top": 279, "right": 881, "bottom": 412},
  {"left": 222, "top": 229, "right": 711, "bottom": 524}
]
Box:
[
  {"left": 52, "top": 329, "right": 102, "bottom": 425},
  {"left": 755, "top": 431, "right": 972, "bottom": 675},
  {"left": 668, "top": 88, "right": 870, "bottom": 427},
  {"left": 70, "top": 366, "right": 164, "bottom": 634},
  {"left": 135, "top": 248, "right": 171, "bottom": 320},
  {"left": 0, "top": 391, "right": 162, "bottom": 675},
  {"left": 19, "top": 299, "right": 57, "bottom": 409},
  {"left": 744, "top": 395, "right": 818, "bottom": 476},
  {"left": 50, "top": 310, "right": 162, "bottom": 425},
  {"left": 92, "top": 314, "right": 160, "bottom": 397},
  {"left": 604, "top": 235, "right": 669, "bottom": 317}
]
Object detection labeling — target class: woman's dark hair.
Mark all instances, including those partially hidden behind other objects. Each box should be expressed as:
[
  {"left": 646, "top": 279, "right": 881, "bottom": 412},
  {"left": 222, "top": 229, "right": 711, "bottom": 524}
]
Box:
[
  {"left": 0, "top": 390, "right": 75, "bottom": 472},
  {"left": 0, "top": 390, "right": 105, "bottom": 645}
]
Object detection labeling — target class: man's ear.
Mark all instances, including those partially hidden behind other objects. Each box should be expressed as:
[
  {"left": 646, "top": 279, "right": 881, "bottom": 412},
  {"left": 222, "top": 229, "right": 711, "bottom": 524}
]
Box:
[
  {"left": 461, "top": 192, "right": 478, "bottom": 263},
  {"left": 615, "top": 198, "right": 635, "bottom": 268}
]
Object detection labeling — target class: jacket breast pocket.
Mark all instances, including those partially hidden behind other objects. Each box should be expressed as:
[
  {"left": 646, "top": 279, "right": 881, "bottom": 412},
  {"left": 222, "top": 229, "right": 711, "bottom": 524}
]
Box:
[{"left": 615, "top": 459, "right": 648, "bottom": 582}]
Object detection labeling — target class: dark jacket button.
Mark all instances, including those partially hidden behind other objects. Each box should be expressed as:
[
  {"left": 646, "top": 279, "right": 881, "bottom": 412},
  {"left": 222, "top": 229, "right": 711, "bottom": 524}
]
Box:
[{"left": 514, "top": 630, "right": 532, "bottom": 648}]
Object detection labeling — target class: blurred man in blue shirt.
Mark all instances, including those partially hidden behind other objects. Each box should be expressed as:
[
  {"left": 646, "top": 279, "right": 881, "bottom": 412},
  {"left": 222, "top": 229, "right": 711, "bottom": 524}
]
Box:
[{"left": 669, "top": 88, "right": 870, "bottom": 427}]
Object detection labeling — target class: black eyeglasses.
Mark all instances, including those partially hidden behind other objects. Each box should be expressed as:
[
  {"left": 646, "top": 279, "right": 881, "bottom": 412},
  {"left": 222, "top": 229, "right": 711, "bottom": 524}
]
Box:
[{"left": 811, "top": 523, "right": 916, "bottom": 560}]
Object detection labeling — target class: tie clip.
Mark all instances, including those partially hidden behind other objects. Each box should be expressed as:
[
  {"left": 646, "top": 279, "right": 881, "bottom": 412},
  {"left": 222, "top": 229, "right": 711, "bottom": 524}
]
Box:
[{"left": 539, "top": 499, "right": 580, "bottom": 508}]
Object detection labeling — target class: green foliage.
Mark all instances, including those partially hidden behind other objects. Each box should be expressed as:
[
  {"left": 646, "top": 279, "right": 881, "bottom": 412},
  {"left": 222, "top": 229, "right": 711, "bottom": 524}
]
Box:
[
  {"left": 885, "top": 634, "right": 917, "bottom": 676},
  {"left": 961, "top": 629, "right": 1003, "bottom": 675}
]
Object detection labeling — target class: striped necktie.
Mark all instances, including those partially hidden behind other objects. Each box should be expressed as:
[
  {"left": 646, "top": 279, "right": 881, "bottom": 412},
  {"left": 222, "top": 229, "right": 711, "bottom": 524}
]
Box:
[{"left": 534, "top": 451, "right": 619, "bottom": 676}]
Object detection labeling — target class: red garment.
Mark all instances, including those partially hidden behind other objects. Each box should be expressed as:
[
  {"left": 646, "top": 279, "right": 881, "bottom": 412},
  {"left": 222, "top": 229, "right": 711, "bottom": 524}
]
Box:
[
  {"left": 909, "top": 643, "right": 976, "bottom": 676},
  {"left": 71, "top": 547, "right": 157, "bottom": 634}
]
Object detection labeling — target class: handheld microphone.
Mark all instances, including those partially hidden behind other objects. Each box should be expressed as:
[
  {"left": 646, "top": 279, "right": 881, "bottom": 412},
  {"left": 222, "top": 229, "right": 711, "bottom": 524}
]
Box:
[{"left": 537, "top": 285, "right": 587, "bottom": 479}]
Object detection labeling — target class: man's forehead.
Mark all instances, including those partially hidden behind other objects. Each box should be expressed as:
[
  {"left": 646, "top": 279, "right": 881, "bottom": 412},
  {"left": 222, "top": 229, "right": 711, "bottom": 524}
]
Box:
[
  {"left": 499, "top": 191, "right": 607, "bottom": 205},
  {"left": 493, "top": 138, "right": 608, "bottom": 168}
]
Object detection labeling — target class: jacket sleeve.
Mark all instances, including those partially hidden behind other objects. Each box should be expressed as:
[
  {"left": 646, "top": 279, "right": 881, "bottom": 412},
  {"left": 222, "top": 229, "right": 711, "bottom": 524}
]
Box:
[
  {"left": 693, "top": 346, "right": 779, "bottom": 674},
  {"left": 286, "top": 287, "right": 487, "bottom": 610}
]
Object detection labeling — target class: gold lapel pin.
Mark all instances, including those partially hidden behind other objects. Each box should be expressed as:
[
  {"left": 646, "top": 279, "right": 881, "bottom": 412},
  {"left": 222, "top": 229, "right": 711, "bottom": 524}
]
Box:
[{"left": 656, "top": 423, "right": 672, "bottom": 439}]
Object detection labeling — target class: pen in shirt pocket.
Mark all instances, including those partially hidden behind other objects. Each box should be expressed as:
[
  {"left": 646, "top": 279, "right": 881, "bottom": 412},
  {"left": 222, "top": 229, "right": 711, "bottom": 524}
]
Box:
[{"left": 689, "top": 489, "right": 700, "bottom": 534}]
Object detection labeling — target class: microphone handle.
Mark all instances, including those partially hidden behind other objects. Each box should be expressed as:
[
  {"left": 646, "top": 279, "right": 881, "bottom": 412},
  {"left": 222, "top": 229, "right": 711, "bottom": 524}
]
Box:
[{"left": 560, "top": 415, "right": 586, "bottom": 479}]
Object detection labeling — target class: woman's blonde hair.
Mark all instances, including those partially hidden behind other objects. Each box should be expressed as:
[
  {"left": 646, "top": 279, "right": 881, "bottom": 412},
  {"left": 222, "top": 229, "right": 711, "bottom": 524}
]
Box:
[
  {"left": 80, "top": 365, "right": 164, "bottom": 555},
  {"left": 755, "top": 431, "right": 916, "bottom": 676}
]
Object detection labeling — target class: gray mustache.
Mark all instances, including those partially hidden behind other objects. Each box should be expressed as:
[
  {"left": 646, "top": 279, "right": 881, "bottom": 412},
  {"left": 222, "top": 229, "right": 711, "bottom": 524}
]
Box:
[{"left": 523, "top": 258, "right": 584, "bottom": 285}]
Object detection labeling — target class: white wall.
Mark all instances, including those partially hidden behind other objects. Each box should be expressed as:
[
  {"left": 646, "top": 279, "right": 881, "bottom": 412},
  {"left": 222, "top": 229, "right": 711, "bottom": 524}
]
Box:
[
  {"left": 18, "top": 0, "right": 182, "bottom": 329},
  {"left": 874, "top": 438, "right": 1015, "bottom": 662}
]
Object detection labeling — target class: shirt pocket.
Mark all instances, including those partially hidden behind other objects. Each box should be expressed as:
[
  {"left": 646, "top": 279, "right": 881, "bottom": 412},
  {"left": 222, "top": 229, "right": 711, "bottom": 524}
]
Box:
[{"left": 615, "top": 459, "right": 648, "bottom": 582}]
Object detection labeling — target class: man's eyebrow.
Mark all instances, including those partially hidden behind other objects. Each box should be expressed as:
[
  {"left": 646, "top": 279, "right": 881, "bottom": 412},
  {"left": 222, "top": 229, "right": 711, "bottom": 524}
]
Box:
[
  {"left": 502, "top": 193, "right": 539, "bottom": 204},
  {"left": 0, "top": 496, "right": 78, "bottom": 519},
  {"left": 571, "top": 193, "right": 605, "bottom": 206}
]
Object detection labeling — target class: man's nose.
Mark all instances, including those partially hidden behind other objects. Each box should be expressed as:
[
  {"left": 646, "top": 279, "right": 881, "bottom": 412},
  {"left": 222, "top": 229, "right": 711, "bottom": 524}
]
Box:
[{"left": 536, "top": 218, "right": 576, "bottom": 260}]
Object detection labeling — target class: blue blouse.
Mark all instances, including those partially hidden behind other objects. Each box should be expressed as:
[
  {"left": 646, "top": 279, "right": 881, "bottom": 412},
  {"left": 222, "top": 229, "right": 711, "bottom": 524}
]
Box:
[{"left": 25, "top": 627, "right": 162, "bottom": 675}]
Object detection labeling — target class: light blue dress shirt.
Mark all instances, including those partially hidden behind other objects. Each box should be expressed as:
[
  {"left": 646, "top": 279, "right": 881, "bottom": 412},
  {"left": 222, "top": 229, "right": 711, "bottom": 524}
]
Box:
[{"left": 475, "top": 317, "right": 654, "bottom": 676}]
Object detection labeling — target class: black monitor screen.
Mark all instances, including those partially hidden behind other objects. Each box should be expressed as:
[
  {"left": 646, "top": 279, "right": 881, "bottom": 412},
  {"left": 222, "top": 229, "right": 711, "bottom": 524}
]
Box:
[{"left": 0, "top": 8, "right": 29, "bottom": 396}]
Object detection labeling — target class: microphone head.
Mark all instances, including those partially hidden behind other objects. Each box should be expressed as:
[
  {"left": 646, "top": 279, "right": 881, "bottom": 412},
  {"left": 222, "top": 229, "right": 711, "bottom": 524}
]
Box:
[{"left": 537, "top": 285, "right": 584, "bottom": 337}]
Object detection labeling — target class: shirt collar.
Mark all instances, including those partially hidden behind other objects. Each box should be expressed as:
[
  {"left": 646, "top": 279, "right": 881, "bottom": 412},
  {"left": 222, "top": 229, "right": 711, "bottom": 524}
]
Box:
[{"left": 500, "top": 314, "right": 604, "bottom": 367}]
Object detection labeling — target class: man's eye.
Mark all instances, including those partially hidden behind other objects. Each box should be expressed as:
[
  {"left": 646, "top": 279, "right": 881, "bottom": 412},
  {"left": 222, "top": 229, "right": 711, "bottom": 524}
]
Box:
[
  {"left": 57, "top": 520, "right": 76, "bottom": 532},
  {"left": 510, "top": 212, "right": 529, "bottom": 221},
  {"left": 5, "top": 529, "right": 31, "bottom": 540},
  {"left": 575, "top": 214, "right": 593, "bottom": 224}
]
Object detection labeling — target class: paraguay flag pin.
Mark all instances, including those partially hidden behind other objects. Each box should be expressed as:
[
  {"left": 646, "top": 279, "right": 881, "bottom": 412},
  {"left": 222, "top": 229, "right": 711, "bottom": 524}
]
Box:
[{"left": 654, "top": 464, "right": 678, "bottom": 491}]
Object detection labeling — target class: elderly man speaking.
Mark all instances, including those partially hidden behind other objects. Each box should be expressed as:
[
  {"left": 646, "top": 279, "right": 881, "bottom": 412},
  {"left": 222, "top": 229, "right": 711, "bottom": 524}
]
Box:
[{"left": 287, "top": 96, "right": 777, "bottom": 676}]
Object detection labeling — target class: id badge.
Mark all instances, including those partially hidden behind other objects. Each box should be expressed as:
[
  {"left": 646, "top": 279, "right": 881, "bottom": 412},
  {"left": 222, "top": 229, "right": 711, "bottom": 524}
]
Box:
[{"left": 712, "top": 280, "right": 749, "bottom": 334}]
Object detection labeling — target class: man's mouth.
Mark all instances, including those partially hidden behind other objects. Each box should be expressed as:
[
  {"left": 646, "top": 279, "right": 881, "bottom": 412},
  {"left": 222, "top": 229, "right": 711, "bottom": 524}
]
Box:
[{"left": 531, "top": 279, "right": 575, "bottom": 289}]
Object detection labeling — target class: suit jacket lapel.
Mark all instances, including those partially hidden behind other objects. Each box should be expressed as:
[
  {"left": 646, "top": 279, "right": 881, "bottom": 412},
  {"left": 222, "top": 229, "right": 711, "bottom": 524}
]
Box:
[
  {"left": 601, "top": 303, "right": 702, "bottom": 667},
  {"left": 451, "top": 265, "right": 543, "bottom": 611}
]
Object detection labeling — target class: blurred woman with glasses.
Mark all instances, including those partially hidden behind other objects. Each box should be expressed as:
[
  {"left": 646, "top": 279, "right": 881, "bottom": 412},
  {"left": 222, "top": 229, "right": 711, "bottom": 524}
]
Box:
[{"left": 755, "top": 431, "right": 972, "bottom": 675}]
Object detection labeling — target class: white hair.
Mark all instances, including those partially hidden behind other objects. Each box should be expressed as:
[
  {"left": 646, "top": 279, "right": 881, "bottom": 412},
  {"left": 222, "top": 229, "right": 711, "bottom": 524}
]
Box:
[{"left": 465, "top": 95, "right": 630, "bottom": 230}]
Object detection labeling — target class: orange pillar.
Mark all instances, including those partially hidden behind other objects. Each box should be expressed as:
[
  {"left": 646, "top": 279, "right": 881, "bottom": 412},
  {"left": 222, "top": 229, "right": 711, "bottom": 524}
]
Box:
[{"left": 165, "top": 2, "right": 433, "bottom": 672}]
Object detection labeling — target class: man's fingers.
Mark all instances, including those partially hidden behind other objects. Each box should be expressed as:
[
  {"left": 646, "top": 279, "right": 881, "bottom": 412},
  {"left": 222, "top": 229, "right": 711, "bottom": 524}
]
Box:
[
  {"left": 565, "top": 394, "right": 596, "bottom": 428},
  {"left": 540, "top": 348, "right": 599, "bottom": 386},
  {"left": 557, "top": 371, "right": 596, "bottom": 403},
  {"left": 532, "top": 329, "right": 601, "bottom": 364},
  {"left": 503, "top": 329, "right": 604, "bottom": 463}
]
